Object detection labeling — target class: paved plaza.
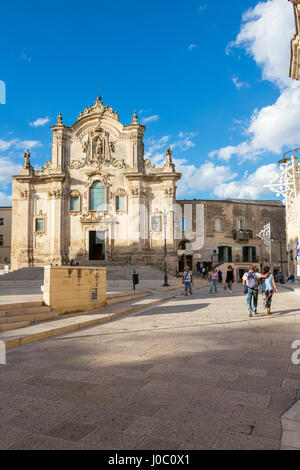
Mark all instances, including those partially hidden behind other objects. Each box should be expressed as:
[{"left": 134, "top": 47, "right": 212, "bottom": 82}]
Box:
[{"left": 1, "top": 284, "right": 300, "bottom": 450}]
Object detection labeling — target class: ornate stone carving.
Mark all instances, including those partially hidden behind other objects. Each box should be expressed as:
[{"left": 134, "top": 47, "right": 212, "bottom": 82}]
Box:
[
  {"left": 145, "top": 158, "right": 155, "bottom": 169},
  {"left": 48, "top": 189, "right": 62, "bottom": 199},
  {"left": 130, "top": 188, "right": 146, "bottom": 198},
  {"left": 20, "top": 190, "right": 29, "bottom": 200},
  {"left": 165, "top": 187, "right": 175, "bottom": 197},
  {"left": 80, "top": 212, "right": 103, "bottom": 224},
  {"left": 77, "top": 96, "right": 120, "bottom": 122}
]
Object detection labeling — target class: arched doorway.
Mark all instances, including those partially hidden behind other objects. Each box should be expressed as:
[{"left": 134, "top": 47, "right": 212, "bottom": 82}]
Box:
[{"left": 178, "top": 240, "right": 193, "bottom": 273}]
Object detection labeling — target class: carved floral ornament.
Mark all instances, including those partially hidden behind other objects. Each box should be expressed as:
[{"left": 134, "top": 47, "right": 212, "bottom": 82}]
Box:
[
  {"left": 130, "top": 187, "right": 146, "bottom": 198},
  {"left": 115, "top": 188, "right": 126, "bottom": 196},
  {"left": 48, "top": 189, "right": 62, "bottom": 200}
]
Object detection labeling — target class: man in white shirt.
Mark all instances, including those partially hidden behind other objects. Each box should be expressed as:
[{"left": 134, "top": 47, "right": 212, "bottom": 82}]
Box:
[{"left": 242, "top": 266, "right": 263, "bottom": 317}]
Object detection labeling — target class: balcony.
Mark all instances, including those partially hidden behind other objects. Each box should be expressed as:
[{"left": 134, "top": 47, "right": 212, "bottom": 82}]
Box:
[{"left": 232, "top": 229, "right": 253, "bottom": 241}]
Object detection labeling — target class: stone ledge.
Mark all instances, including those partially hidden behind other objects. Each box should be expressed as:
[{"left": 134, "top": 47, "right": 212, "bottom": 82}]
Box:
[{"left": 281, "top": 399, "right": 300, "bottom": 450}]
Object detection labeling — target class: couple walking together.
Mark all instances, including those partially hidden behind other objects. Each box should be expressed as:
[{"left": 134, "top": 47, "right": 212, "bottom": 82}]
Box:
[
  {"left": 243, "top": 265, "right": 278, "bottom": 317},
  {"left": 209, "top": 266, "right": 234, "bottom": 294}
]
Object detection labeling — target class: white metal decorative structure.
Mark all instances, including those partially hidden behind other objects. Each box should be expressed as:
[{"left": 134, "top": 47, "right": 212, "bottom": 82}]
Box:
[
  {"left": 265, "top": 157, "right": 298, "bottom": 228},
  {"left": 257, "top": 223, "right": 272, "bottom": 266}
]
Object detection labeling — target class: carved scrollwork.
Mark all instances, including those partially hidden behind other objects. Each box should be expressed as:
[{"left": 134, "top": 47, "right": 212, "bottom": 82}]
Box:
[{"left": 80, "top": 212, "right": 103, "bottom": 224}]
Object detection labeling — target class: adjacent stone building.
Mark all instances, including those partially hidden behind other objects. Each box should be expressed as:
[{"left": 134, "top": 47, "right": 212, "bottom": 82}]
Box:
[
  {"left": 176, "top": 199, "right": 287, "bottom": 281},
  {"left": 11, "top": 97, "right": 180, "bottom": 273},
  {"left": 0, "top": 207, "right": 12, "bottom": 265}
]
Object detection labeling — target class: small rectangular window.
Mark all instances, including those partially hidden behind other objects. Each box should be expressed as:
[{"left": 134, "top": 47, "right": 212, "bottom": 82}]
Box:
[
  {"left": 215, "top": 219, "right": 223, "bottom": 232},
  {"left": 0, "top": 235, "right": 3, "bottom": 246},
  {"left": 116, "top": 195, "right": 126, "bottom": 212},
  {"left": 70, "top": 196, "right": 80, "bottom": 212},
  {"left": 0, "top": 218, "right": 3, "bottom": 225},
  {"left": 237, "top": 220, "right": 245, "bottom": 230},
  {"left": 35, "top": 218, "right": 44, "bottom": 233},
  {"left": 182, "top": 217, "right": 189, "bottom": 230},
  {"left": 151, "top": 216, "right": 161, "bottom": 232}
]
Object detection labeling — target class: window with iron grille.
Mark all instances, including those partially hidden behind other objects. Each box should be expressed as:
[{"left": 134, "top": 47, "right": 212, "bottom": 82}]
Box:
[{"left": 0, "top": 235, "right": 3, "bottom": 246}]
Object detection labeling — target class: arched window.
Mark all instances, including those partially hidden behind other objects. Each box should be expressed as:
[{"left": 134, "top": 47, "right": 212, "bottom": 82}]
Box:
[{"left": 90, "top": 181, "right": 105, "bottom": 211}]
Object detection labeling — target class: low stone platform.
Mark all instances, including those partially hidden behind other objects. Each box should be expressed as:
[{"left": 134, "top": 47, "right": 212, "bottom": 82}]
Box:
[{"left": 0, "top": 294, "right": 173, "bottom": 350}]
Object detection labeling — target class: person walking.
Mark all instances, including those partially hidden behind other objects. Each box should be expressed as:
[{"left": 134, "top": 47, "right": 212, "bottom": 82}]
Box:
[
  {"left": 225, "top": 265, "right": 234, "bottom": 293},
  {"left": 183, "top": 266, "right": 193, "bottom": 296},
  {"left": 209, "top": 268, "right": 218, "bottom": 294},
  {"left": 242, "top": 265, "right": 263, "bottom": 317},
  {"left": 261, "top": 266, "right": 278, "bottom": 315},
  {"left": 217, "top": 269, "right": 223, "bottom": 284}
]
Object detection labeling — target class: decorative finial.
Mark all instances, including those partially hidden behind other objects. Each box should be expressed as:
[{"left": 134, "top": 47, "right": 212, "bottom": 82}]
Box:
[
  {"left": 57, "top": 112, "right": 63, "bottom": 125},
  {"left": 132, "top": 110, "right": 138, "bottom": 124},
  {"left": 23, "top": 149, "right": 31, "bottom": 168}
]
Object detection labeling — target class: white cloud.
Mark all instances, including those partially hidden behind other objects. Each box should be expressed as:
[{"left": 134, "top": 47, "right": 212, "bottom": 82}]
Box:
[
  {"left": 145, "top": 134, "right": 236, "bottom": 197},
  {"left": 0, "top": 139, "right": 17, "bottom": 151},
  {"left": 0, "top": 138, "right": 42, "bottom": 152},
  {"left": 29, "top": 116, "right": 50, "bottom": 127},
  {"left": 232, "top": 76, "right": 250, "bottom": 90},
  {"left": 214, "top": 163, "right": 280, "bottom": 199},
  {"left": 176, "top": 160, "right": 237, "bottom": 197},
  {"left": 198, "top": 4, "right": 207, "bottom": 13},
  {"left": 20, "top": 52, "right": 31, "bottom": 62},
  {"left": 141, "top": 115, "right": 160, "bottom": 124},
  {"left": 188, "top": 44, "right": 197, "bottom": 52},
  {"left": 0, "top": 157, "right": 22, "bottom": 186},
  {"left": 212, "top": 0, "right": 300, "bottom": 163},
  {"left": 230, "top": 0, "right": 293, "bottom": 89},
  {"left": 0, "top": 192, "right": 12, "bottom": 206}
]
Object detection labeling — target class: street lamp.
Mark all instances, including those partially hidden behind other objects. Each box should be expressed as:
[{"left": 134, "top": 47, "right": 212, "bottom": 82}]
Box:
[{"left": 154, "top": 208, "right": 173, "bottom": 287}]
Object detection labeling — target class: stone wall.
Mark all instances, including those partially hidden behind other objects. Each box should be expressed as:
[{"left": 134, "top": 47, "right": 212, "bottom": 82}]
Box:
[
  {"left": 43, "top": 266, "right": 106, "bottom": 314},
  {"left": 0, "top": 207, "right": 12, "bottom": 264}
]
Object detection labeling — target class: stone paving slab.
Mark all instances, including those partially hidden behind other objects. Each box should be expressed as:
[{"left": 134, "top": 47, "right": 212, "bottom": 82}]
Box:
[{"left": 1, "top": 285, "right": 300, "bottom": 449}]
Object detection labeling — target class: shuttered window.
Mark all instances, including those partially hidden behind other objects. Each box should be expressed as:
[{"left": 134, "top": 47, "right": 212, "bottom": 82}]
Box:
[{"left": 90, "top": 182, "right": 105, "bottom": 211}]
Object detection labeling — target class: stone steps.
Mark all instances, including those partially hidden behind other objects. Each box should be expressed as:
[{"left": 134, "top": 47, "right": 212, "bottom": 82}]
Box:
[
  {"left": 106, "top": 291, "right": 150, "bottom": 305},
  {"left": 0, "top": 321, "right": 31, "bottom": 332},
  {"left": 0, "top": 295, "right": 174, "bottom": 350},
  {"left": 0, "top": 302, "right": 55, "bottom": 332}
]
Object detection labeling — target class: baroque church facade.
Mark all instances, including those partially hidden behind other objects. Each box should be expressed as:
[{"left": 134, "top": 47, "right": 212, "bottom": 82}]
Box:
[{"left": 11, "top": 97, "right": 181, "bottom": 273}]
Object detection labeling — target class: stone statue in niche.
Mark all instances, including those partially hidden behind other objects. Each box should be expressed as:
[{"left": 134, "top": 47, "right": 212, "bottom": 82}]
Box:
[{"left": 95, "top": 138, "right": 103, "bottom": 158}]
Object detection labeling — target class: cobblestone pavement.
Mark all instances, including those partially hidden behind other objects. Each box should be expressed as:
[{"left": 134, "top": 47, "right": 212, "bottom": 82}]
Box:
[{"left": 1, "top": 285, "right": 300, "bottom": 450}]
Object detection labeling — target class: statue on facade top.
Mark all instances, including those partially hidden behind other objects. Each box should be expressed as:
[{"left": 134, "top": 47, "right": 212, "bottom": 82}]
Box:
[{"left": 23, "top": 149, "right": 31, "bottom": 168}]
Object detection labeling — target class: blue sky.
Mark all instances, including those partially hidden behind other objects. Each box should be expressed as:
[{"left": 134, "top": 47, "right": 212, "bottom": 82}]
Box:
[{"left": 0, "top": 0, "right": 298, "bottom": 204}]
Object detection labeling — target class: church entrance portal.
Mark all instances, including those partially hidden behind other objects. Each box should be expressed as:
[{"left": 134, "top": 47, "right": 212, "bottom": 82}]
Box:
[{"left": 89, "top": 231, "right": 105, "bottom": 261}]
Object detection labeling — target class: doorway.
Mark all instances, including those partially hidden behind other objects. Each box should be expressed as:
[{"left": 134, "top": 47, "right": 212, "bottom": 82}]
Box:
[{"left": 89, "top": 231, "right": 105, "bottom": 260}]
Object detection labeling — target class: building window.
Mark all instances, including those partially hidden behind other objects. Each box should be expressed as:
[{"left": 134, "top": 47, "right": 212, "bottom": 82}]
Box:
[
  {"left": 215, "top": 219, "right": 223, "bottom": 232},
  {"left": 151, "top": 216, "right": 161, "bottom": 232},
  {"left": 0, "top": 235, "right": 3, "bottom": 246},
  {"left": 90, "top": 181, "right": 105, "bottom": 211},
  {"left": 0, "top": 218, "right": 3, "bottom": 225},
  {"left": 35, "top": 218, "right": 44, "bottom": 233},
  {"left": 218, "top": 246, "right": 232, "bottom": 263},
  {"left": 237, "top": 220, "right": 245, "bottom": 230},
  {"left": 116, "top": 195, "right": 126, "bottom": 212},
  {"left": 70, "top": 196, "right": 80, "bottom": 212},
  {"left": 243, "top": 246, "right": 256, "bottom": 263},
  {"left": 182, "top": 217, "right": 189, "bottom": 230}
]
